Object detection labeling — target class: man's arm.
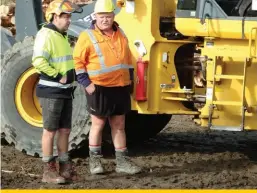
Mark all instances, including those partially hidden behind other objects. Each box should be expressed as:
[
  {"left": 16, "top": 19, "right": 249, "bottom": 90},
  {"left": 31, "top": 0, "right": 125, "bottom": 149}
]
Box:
[
  {"left": 32, "top": 32, "right": 62, "bottom": 81},
  {"left": 118, "top": 26, "right": 135, "bottom": 82},
  {"left": 127, "top": 46, "right": 135, "bottom": 93},
  {"left": 127, "top": 48, "right": 134, "bottom": 82},
  {"left": 73, "top": 31, "right": 92, "bottom": 88}
]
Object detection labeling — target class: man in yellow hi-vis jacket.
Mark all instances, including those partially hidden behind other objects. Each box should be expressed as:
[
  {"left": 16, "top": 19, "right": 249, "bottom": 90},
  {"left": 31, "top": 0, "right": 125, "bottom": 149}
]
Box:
[{"left": 32, "top": 0, "right": 81, "bottom": 184}]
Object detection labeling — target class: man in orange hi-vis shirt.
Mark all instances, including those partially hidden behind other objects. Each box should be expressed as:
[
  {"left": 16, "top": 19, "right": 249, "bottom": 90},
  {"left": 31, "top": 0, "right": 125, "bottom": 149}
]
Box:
[{"left": 73, "top": 0, "right": 141, "bottom": 175}]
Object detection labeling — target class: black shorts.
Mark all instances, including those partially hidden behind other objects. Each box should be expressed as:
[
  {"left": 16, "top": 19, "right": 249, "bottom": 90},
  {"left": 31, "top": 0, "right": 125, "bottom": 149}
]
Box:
[
  {"left": 39, "top": 98, "right": 72, "bottom": 131},
  {"left": 85, "top": 85, "right": 131, "bottom": 117}
]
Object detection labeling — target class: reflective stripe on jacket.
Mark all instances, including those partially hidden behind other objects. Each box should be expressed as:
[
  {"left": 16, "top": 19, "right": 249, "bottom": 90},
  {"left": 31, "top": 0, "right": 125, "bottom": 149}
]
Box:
[
  {"left": 32, "top": 24, "right": 76, "bottom": 99},
  {"left": 73, "top": 24, "right": 134, "bottom": 87}
]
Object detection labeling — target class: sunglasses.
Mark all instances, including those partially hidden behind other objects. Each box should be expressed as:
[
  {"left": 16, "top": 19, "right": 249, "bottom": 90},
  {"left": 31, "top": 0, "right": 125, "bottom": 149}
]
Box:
[{"left": 59, "top": 0, "right": 83, "bottom": 14}]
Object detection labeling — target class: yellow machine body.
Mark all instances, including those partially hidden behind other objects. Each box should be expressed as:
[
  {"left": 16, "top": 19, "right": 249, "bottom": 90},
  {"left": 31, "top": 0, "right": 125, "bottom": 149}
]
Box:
[{"left": 114, "top": 0, "right": 257, "bottom": 131}]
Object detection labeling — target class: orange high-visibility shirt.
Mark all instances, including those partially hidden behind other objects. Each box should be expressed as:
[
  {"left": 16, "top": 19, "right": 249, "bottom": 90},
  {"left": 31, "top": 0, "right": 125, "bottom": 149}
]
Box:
[{"left": 73, "top": 24, "right": 134, "bottom": 87}]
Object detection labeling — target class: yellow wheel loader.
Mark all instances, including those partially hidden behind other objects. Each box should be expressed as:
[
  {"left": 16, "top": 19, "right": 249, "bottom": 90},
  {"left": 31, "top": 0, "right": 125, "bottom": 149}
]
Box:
[{"left": 1, "top": 0, "right": 256, "bottom": 157}]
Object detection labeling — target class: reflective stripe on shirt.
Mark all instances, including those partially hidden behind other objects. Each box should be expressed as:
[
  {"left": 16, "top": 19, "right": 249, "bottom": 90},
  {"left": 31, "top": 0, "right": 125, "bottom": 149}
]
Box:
[
  {"left": 38, "top": 79, "right": 77, "bottom": 89},
  {"left": 84, "top": 29, "right": 133, "bottom": 76}
]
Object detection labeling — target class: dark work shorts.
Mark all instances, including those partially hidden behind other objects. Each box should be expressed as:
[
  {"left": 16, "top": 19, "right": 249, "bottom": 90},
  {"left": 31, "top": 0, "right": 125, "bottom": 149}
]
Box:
[
  {"left": 39, "top": 98, "right": 72, "bottom": 131},
  {"left": 85, "top": 85, "right": 131, "bottom": 117}
]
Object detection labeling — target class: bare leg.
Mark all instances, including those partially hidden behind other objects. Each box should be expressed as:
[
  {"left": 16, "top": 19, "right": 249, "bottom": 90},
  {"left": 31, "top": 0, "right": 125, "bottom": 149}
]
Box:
[
  {"left": 89, "top": 114, "right": 107, "bottom": 146},
  {"left": 42, "top": 129, "right": 56, "bottom": 159},
  {"left": 57, "top": 128, "right": 70, "bottom": 156},
  {"left": 108, "top": 115, "right": 126, "bottom": 149}
]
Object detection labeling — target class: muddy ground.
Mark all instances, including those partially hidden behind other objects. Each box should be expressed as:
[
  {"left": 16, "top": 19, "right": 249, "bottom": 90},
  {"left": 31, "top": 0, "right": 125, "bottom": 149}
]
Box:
[{"left": 1, "top": 115, "right": 257, "bottom": 189}]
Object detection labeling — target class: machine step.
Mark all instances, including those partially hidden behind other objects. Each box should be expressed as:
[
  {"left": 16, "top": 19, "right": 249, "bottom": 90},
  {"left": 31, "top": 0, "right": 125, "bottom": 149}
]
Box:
[
  {"left": 162, "top": 96, "right": 190, "bottom": 101},
  {"left": 214, "top": 74, "right": 244, "bottom": 80},
  {"left": 210, "top": 125, "right": 243, "bottom": 131},
  {"left": 208, "top": 57, "right": 251, "bottom": 131},
  {"left": 212, "top": 100, "right": 242, "bottom": 106}
]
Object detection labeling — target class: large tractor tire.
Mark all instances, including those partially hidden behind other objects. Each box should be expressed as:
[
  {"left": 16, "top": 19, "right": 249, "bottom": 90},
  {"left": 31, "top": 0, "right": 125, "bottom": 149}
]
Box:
[
  {"left": 125, "top": 112, "right": 172, "bottom": 143},
  {"left": 103, "top": 111, "right": 172, "bottom": 144},
  {"left": 1, "top": 36, "right": 91, "bottom": 157}
]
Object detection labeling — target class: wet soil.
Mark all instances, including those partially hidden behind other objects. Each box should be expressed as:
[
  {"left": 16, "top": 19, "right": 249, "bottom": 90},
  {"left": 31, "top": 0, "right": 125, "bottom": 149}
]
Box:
[{"left": 1, "top": 115, "right": 257, "bottom": 189}]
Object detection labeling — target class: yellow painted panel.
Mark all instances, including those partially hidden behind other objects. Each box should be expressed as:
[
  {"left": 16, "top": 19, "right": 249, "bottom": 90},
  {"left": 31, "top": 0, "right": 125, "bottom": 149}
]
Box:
[
  {"left": 208, "top": 19, "right": 257, "bottom": 40},
  {"left": 175, "top": 18, "right": 257, "bottom": 40},
  {"left": 175, "top": 18, "right": 209, "bottom": 37}
]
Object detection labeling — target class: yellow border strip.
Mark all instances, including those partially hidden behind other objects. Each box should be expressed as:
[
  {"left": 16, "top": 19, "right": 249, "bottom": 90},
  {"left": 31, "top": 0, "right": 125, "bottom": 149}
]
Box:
[{"left": 1, "top": 190, "right": 256, "bottom": 193}]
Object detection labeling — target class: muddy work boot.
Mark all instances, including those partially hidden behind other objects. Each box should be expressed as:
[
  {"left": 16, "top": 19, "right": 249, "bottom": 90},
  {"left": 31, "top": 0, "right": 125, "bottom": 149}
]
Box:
[
  {"left": 59, "top": 160, "right": 78, "bottom": 182},
  {"left": 115, "top": 151, "right": 142, "bottom": 174},
  {"left": 42, "top": 161, "right": 66, "bottom": 184},
  {"left": 89, "top": 151, "right": 104, "bottom": 174}
]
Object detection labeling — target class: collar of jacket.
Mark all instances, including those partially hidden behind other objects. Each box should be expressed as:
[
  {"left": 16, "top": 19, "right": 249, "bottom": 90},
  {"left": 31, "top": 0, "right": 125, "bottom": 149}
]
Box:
[
  {"left": 89, "top": 20, "right": 119, "bottom": 35},
  {"left": 44, "top": 23, "right": 67, "bottom": 37}
]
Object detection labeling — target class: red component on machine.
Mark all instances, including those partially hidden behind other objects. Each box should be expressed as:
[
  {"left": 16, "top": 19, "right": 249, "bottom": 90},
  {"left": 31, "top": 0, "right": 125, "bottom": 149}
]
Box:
[{"left": 135, "top": 58, "right": 148, "bottom": 101}]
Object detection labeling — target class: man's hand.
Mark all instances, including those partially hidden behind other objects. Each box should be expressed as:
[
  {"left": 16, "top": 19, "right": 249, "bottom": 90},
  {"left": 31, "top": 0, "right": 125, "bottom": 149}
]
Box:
[
  {"left": 59, "top": 75, "right": 67, "bottom": 84},
  {"left": 85, "top": 83, "right": 95, "bottom": 95}
]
